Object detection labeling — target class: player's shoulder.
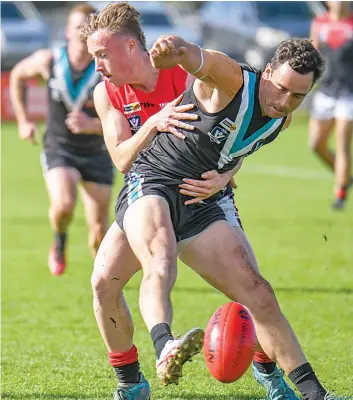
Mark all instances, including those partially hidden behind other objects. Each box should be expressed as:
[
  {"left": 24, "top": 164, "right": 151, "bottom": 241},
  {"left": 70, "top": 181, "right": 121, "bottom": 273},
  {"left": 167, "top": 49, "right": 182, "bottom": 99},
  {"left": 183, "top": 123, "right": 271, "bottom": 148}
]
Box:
[
  {"left": 238, "top": 63, "right": 262, "bottom": 90},
  {"left": 30, "top": 48, "right": 53, "bottom": 64},
  {"left": 103, "top": 78, "right": 121, "bottom": 97},
  {"left": 94, "top": 81, "right": 110, "bottom": 104},
  {"left": 239, "top": 63, "right": 261, "bottom": 76}
]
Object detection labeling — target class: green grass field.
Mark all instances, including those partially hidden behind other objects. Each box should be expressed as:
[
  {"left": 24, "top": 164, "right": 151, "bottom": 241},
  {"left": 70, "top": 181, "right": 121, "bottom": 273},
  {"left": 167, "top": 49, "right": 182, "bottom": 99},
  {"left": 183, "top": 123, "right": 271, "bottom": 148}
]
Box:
[{"left": 2, "top": 116, "right": 353, "bottom": 400}]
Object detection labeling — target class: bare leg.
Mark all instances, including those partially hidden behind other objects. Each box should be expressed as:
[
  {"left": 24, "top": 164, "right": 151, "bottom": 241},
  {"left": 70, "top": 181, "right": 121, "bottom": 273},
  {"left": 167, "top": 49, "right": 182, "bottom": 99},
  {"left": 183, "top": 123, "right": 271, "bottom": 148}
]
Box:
[
  {"left": 181, "top": 222, "right": 306, "bottom": 373},
  {"left": 80, "top": 181, "right": 112, "bottom": 257},
  {"left": 123, "top": 196, "right": 177, "bottom": 331},
  {"left": 92, "top": 222, "right": 141, "bottom": 352},
  {"left": 308, "top": 118, "right": 335, "bottom": 170},
  {"left": 334, "top": 119, "right": 353, "bottom": 189},
  {"left": 44, "top": 167, "right": 80, "bottom": 233}
]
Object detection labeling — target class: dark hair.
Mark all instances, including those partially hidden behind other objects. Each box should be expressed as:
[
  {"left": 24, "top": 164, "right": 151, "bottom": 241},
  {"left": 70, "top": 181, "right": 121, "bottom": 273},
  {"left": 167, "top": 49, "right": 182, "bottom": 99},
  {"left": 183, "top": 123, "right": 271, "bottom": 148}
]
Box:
[{"left": 270, "top": 38, "right": 325, "bottom": 84}]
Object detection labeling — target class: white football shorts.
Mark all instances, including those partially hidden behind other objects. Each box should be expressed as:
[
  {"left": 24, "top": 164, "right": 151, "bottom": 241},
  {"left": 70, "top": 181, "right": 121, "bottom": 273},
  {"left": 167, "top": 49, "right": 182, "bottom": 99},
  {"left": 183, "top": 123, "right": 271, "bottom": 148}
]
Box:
[{"left": 311, "top": 90, "right": 353, "bottom": 121}]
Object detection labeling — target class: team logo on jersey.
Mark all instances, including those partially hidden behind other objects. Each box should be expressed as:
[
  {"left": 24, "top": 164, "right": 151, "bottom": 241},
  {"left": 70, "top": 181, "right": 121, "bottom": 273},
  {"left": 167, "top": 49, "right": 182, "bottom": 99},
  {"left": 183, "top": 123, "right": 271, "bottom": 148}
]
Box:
[
  {"left": 124, "top": 102, "right": 141, "bottom": 114},
  {"left": 128, "top": 115, "right": 142, "bottom": 133},
  {"left": 207, "top": 117, "right": 236, "bottom": 145},
  {"left": 207, "top": 126, "right": 229, "bottom": 144}
]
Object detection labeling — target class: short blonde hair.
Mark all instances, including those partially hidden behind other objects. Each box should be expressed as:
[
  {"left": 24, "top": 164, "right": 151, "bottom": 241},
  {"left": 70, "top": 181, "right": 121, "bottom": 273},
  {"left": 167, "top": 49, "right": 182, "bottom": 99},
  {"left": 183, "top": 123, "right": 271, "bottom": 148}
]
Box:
[{"left": 81, "top": 2, "right": 146, "bottom": 50}]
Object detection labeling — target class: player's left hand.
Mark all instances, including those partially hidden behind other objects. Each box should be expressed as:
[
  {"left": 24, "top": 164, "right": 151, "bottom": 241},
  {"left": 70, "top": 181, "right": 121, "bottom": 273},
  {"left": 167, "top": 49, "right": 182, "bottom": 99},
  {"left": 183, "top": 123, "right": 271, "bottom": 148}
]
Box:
[
  {"left": 179, "top": 170, "right": 234, "bottom": 205},
  {"left": 65, "top": 111, "right": 92, "bottom": 134}
]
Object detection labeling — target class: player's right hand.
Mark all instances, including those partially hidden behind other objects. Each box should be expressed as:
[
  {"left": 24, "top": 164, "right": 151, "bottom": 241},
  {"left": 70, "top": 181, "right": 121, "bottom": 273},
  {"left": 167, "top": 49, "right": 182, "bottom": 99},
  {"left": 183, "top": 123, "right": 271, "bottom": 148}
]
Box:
[
  {"left": 150, "top": 94, "right": 198, "bottom": 139},
  {"left": 18, "top": 120, "right": 38, "bottom": 145},
  {"left": 150, "top": 35, "right": 186, "bottom": 69}
]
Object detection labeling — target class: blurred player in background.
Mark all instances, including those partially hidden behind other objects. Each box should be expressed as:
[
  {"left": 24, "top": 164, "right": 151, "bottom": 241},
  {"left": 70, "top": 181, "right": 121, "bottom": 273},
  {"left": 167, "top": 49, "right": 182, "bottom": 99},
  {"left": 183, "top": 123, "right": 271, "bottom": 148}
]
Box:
[
  {"left": 10, "top": 4, "right": 113, "bottom": 276},
  {"left": 309, "top": 1, "right": 353, "bottom": 209}
]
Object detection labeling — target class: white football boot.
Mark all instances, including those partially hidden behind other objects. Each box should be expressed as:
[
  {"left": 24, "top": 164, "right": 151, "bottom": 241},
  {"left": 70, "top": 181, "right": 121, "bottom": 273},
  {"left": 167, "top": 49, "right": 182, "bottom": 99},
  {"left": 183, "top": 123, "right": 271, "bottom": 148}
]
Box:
[{"left": 156, "top": 328, "right": 204, "bottom": 385}]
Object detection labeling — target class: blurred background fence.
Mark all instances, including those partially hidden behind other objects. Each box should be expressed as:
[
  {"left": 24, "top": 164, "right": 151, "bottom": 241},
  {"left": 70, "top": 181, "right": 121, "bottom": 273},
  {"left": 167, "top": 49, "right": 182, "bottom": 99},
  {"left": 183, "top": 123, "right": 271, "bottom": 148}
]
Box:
[{"left": 1, "top": 1, "right": 330, "bottom": 120}]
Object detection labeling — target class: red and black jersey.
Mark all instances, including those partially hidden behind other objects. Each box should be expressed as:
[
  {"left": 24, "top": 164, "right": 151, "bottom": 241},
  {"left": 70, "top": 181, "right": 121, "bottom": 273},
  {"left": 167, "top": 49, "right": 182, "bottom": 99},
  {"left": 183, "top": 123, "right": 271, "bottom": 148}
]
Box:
[
  {"left": 313, "top": 12, "right": 353, "bottom": 96},
  {"left": 105, "top": 66, "right": 187, "bottom": 133}
]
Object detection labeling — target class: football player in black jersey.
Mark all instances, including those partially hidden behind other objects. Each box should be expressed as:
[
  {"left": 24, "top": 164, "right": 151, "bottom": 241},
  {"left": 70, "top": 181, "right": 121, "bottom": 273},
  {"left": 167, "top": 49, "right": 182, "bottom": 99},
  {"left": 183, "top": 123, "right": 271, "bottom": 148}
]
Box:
[
  {"left": 115, "top": 35, "right": 337, "bottom": 400},
  {"left": 10, "top": 4, "right": 113, "bottom": 275}
]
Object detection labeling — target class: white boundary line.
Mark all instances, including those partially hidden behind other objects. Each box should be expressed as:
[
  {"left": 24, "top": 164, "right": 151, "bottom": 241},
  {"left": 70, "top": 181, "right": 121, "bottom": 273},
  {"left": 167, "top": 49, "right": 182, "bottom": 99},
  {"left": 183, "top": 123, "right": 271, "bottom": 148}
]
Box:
[{"left": 241, "top": 164, "right": 332, "bottom": 181}]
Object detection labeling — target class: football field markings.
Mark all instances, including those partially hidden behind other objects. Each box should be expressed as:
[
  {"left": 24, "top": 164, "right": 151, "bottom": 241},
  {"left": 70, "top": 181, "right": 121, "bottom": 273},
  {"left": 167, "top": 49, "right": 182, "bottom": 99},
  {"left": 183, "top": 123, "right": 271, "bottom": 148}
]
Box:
[{"left": 241, "top": 163, "right": 332, "bottom": 181}]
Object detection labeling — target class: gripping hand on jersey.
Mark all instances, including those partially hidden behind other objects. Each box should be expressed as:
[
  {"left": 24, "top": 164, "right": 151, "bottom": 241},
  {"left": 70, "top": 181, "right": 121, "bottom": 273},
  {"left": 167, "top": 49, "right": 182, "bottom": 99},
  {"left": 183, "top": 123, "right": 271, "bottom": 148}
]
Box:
[
  {"left": 149, "top": 94, "right": 198, "bottom": 139},
  {"left": 150, "top": 36, "right": 186, "bottom": 69},
  {"left": 179, "top": 170, "right": 237, "bottom": 205}
]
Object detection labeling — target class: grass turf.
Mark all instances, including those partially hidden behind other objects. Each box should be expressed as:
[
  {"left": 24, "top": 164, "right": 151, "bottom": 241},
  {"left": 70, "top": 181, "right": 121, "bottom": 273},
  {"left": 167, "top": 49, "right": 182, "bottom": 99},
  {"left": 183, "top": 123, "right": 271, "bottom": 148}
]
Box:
[{"left": 2, "top": 115, "right": 353, "bottom": 399}]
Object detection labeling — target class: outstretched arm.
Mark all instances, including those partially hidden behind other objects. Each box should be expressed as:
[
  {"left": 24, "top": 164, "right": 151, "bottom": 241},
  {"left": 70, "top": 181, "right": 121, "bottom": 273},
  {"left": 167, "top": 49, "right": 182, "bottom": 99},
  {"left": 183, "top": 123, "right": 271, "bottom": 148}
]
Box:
[{"left": 150, "top": 36, "right": 243, "bottom": 97}]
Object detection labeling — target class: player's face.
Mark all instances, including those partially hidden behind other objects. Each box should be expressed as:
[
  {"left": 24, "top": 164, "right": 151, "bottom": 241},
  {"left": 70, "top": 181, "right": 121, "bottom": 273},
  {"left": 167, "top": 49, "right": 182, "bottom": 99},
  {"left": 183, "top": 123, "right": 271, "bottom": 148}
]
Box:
[
  {"left": 261, "top": 62, "right": 313, "bottom": 118},
  {"left": 87, "top": 30, "right": 140, "bottom": 86},
  {"left": 67, "top": 12, "right": 89, "bottom": 46}
]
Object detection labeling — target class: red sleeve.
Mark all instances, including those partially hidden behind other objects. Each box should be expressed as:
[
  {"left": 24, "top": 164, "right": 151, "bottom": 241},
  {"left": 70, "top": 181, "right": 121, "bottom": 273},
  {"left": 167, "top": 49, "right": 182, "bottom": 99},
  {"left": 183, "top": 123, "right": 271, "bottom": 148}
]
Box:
[
  {"left": 104, "top": 80, "right": 123, "bottom": 112},
  {"left": 172, "top": 65, "right": 188, "bottom": 96}
]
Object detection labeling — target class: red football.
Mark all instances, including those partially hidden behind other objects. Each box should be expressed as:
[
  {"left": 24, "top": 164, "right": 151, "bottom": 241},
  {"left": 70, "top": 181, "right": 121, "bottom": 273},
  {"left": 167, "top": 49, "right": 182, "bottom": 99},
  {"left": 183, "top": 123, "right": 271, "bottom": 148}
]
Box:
[{"left": 203, "top": 302, "right": 256, "bottom": 383}]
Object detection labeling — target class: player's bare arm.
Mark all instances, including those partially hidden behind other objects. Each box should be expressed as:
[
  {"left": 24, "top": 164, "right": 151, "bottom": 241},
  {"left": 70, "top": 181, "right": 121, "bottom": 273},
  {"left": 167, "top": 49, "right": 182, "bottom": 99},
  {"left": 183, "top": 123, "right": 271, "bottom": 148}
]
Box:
[
  {"left": 94, "top": 82, "right": 198, "bottom": 173},
  {"left": 150, "top": 36, "right": 244, "bottom": 112},
  {"left": 10, "top": 49, "right": 52, "bottom": 144}
]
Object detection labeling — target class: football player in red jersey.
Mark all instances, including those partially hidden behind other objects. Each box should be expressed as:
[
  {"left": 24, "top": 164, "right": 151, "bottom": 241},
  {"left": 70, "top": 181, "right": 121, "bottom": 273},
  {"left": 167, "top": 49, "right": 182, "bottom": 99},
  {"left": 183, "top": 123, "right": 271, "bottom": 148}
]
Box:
[
  {"left": 309, "top": 1, "right": 353, "bottom": 209},
  {"left": 81, "top": 3, "right": 288, "bottom": 400},
  {"left": 80, "top": 3, "right": 237, "bottom": 399}
]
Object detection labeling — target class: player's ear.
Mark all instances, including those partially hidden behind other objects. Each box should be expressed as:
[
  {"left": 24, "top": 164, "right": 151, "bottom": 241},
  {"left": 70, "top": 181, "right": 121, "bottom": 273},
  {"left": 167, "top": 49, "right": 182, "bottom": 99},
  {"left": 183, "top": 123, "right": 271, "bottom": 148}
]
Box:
[
  {"left": 128, "top": 39, "right": 136, "bottom": 53},
  {"left": 263, "top": 63, "right": 272, "bottom": 81}
]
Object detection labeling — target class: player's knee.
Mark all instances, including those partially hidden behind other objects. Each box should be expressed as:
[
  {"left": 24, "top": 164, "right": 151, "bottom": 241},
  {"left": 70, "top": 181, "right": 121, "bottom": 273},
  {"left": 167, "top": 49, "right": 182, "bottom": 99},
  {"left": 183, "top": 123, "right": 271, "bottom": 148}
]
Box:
[
  {"left": 52, "top": 200, "right": 75, "bottom": 219},
  {"left": 309, "top": 136, "right": 325, "bottom": 154},
  {"left": 91, "top": 269, "right": 120, "bottom": 304}
]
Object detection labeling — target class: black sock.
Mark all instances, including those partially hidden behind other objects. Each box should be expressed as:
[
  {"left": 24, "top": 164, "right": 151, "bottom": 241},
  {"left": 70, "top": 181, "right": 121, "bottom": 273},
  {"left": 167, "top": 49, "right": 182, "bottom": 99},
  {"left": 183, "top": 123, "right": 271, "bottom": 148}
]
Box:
[
  {"left": 113, "top": 361, "right": 140, "bottom": 384},
  {"left": 288, "top": 363, "right": 327, "bottom": 400},
  {"left": 55, "top": 232, "right": 67, "bottom": 256},
  {"left": 150, "top": 323, "right": 174, "bottom": 359},
  {"left": 253, "top": 360, "right": 276, "bottom": 375}
]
